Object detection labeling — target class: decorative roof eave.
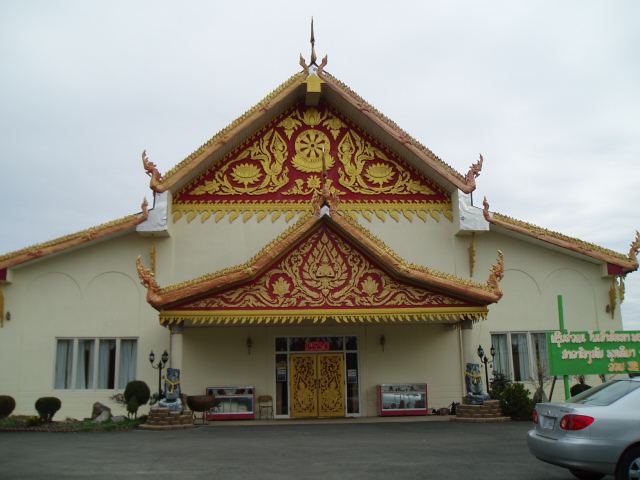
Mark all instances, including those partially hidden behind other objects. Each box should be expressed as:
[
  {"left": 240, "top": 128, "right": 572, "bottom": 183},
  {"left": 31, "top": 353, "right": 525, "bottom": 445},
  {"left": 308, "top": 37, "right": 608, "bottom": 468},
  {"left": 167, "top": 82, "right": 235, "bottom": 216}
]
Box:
[
  {"left": 137, "top": 210, "right": 504, "bottom": 309},
  {"left": 0, "top": 200, "right": 150, "bottom": 272},
  {"left": 158, "top": 307, "right": 489, "bottom": 327},
  {"left": 147, "top": 72, "right": 308, "bottom": 194},
  {"left": 483, "top": 197, "right": 640, "bottom": 273},
  {"left": 318, "top": 71, "right": 483, "bottom": 194}
]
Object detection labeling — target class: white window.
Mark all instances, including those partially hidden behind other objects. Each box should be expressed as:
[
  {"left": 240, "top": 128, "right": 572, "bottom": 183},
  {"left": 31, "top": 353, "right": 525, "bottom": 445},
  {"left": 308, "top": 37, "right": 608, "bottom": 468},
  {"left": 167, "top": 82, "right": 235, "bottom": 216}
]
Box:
[
  {"left": 55, "top": 338, "right": 137, "bottom": 390},
  {"left": 490, "top": 332, "right": 550, "bottom": 383}
]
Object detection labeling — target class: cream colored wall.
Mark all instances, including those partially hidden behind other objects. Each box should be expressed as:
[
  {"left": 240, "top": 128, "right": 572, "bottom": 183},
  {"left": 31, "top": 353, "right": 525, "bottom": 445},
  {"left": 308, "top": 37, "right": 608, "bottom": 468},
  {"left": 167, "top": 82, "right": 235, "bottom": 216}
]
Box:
[
  {"left": 179, "top": 323, "right": 464, "bottom": 417},
  {"left": 156, "top": 211, "right": 306, "bottom": 286},
  {"left": 0, "top": 233, "right": 171, "bottom": 420},
  {"left": 1, "top": 199, "right": 626, "bottom": 420}
]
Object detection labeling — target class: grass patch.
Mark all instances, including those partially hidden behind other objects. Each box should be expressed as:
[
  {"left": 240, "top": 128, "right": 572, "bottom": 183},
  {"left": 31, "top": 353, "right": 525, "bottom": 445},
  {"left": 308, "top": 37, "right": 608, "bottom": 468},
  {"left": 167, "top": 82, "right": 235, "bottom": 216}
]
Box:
[{"left": 0, "top": 415, "right": 147, "bottom": 432}]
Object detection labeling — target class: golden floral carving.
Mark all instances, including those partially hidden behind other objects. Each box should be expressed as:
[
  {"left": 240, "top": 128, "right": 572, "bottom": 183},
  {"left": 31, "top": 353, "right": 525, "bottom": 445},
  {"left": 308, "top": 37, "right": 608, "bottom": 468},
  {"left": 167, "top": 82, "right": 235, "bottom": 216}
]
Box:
[
  {"left": 365, "top": 163, "right": 395, "bottom": 186},
  {"left": 337, "top": 131, "right": 436, "bottom": 196},
  {"left": 231, "top": 163, "right": 262, "bottom": 186},
  {"left": 175, "top": 226, "right": 472, "bottom": 311}
]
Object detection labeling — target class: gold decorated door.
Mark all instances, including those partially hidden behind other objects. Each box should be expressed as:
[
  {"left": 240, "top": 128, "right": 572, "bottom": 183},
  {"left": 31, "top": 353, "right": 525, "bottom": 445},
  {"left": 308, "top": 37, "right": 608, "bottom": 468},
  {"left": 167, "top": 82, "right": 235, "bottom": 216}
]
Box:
[{"left": 290, "top": 353, "right": 345, "bottom": 418}]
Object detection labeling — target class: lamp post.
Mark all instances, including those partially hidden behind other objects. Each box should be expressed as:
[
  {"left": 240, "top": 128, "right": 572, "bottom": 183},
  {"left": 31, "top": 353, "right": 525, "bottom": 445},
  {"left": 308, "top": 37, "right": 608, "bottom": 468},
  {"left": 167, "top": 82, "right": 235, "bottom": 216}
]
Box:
[
  {"left": 477, "top": 345, "right": 495, "bottom": 390},
  {"left": 149, "top": 350, "right": 169, "bottom": 400}
]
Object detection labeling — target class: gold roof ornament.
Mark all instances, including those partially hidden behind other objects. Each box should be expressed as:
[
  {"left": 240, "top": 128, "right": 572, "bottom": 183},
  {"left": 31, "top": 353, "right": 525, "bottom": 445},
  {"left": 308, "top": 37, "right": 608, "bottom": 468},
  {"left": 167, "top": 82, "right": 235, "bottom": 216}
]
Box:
[{"left": 300, "top": 18, "right": 328, "bottom": 77}]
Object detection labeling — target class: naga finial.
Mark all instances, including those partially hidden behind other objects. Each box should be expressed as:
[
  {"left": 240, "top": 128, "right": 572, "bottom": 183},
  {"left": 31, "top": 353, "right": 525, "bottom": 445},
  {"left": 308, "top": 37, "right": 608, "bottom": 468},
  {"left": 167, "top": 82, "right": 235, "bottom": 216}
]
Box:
[
  {"left": 141, "top": 197, "right": 149, "bottom": 218},
  {"left": 142, "top": 150, "right": 163, "bottom": 192},
  {"left": 487, "top": 250, "right": 505, "bottom": 297},
  {"left": 464, "top": 154, "right": 483, "bottom": 190},
  {"left": 482, "top": 196, "right": 491, "bottom": 220},
  {"left": 629, "top": 230, "right": 640, "bottom": 267}
]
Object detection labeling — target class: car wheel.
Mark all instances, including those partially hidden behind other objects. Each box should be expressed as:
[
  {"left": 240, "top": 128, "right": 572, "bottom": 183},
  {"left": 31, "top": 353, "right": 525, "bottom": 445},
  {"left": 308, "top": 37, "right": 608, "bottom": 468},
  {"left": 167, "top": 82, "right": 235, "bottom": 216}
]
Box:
[
  {"left": 569, "top": 468, "right": 605, "bottom": 480},
  {"left": 616, "top": 446, "right": 640, "bottom": 480}
]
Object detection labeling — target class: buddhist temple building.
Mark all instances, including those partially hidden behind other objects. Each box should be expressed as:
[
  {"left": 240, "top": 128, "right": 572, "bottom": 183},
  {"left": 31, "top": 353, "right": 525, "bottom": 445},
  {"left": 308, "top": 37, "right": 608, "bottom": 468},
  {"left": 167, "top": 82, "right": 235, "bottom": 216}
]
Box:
[{"left": 1, "top": 34, "right": 638, "bottom": 420}]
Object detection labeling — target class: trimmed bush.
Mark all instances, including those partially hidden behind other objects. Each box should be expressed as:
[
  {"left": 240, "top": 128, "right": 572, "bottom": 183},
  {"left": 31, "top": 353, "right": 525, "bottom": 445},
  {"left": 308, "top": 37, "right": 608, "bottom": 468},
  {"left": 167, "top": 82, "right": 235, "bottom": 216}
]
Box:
[
  {"left": 124, "top": 380, "right": 151, "bottom": 406},
  {"left": 123, "top": 380, "right": 151, "bottom": 418},
  {"left": 35, "top": 397, "right": 61, "bottom": 422},
  {"left": 0, "top": 396, "right": 16, "bottom": 419}
]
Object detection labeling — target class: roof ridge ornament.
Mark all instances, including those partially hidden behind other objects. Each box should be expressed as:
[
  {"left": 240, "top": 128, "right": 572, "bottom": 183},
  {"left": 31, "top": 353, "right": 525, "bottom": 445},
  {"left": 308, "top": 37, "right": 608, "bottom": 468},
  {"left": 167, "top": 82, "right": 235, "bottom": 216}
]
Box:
[
  {"left": 300, "top": 18, "right": 328, "bottom": 77},
  {"left": 464, "top": 154, "right": 483, "bottom": 191},
  {"left": 142, "top": 150, "right": 163, "bottom": 192}
]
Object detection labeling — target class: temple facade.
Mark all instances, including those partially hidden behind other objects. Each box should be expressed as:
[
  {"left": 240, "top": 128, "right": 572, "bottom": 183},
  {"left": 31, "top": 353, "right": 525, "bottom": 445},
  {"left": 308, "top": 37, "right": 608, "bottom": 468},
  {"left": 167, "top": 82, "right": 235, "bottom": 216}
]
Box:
[{"left": 1, "top": 45, "right": 638, "bottom": 420}]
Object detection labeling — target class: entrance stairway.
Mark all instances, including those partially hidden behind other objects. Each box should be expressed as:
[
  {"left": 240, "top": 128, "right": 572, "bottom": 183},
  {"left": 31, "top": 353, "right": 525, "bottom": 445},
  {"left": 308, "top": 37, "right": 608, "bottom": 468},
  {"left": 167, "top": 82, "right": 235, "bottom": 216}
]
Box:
[
  {"left": 139, "top": 406, "right": 196, "bottom": 430},
  {"left": 450, "top": 400, "right": 510, "bottom": 423}
]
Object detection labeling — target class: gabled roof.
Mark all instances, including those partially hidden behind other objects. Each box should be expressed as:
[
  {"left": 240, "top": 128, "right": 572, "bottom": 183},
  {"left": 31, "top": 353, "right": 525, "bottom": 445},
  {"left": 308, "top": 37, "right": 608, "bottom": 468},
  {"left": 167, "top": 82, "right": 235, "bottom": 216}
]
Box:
[
  {"left": 0, "top": 201, "right": 149, "bottom": 273},
  {"left": 482, "top": 197, "right": 639, "bottom": 274},
  {"left": 137, "top": 209, "right": 505, "bottom": 326},
  {"left": 141, "top": 69, "right": 483, "bottom": 198}
]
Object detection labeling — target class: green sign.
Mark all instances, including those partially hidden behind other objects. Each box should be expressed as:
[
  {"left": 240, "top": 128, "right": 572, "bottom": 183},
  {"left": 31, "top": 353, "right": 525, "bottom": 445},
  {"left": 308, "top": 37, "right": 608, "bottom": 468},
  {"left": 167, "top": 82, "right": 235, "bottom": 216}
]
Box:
[{"left": 547, "top": 330, "right": 640, "bottom": 376}]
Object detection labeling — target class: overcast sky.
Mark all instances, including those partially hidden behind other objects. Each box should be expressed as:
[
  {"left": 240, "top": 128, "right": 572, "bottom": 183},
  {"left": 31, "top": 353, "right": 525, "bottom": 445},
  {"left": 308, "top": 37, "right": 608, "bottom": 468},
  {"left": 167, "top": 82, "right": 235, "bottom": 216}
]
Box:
[{"left": 1, "top": 0, "right": 639, "bottom": 328}]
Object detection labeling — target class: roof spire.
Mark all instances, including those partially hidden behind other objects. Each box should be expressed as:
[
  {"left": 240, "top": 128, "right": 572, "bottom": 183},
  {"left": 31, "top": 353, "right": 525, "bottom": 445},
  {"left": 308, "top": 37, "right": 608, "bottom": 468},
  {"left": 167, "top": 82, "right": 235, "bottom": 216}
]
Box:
[{"left": 310, "top": 17, "right": 317, "bottom": 65}]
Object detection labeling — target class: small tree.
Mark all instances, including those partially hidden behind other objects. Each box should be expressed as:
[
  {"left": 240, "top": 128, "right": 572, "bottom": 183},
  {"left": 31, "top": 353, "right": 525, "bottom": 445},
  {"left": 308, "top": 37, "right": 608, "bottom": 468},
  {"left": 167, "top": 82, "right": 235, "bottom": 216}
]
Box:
[
  {"left": 529, "top": 359, "right": 552, "bottom": 403},
  {"left": 35, "top": 397, "right": 61, "bottom": 422},
  {"left": 0, "top": 395, "right": 16, "bottom": 419}
]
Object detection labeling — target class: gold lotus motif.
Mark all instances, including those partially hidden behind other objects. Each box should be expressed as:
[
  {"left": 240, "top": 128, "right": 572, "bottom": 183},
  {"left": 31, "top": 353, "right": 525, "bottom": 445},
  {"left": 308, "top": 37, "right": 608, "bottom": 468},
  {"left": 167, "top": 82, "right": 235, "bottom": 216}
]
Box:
[
  {"left": 301, "top": 108, "right": 322, "bottom": 127},
  {"left": 231, "top": 163, "right": 262, "bottom": 186},
  {"left": 365, "top": 163, "right": 395, "bottom": 186},
  {"left": 293, "top": 129, "right": 335, "bottom": 173}
]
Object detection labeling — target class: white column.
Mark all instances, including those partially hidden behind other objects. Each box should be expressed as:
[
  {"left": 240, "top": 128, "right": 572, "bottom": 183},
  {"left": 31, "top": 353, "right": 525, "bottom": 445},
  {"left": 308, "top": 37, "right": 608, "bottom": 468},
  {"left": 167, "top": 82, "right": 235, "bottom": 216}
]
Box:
[{"left": 170, "top": 323, "right": 184, "bottom": 372}]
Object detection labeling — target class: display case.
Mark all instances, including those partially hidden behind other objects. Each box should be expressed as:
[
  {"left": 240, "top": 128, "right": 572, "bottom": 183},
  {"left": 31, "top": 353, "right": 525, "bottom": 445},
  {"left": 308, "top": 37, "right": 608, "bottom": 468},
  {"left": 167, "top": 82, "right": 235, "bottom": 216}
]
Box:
[
  {"left": 379, "top": 384, "right": 428, "bottom": 416},
  {"left": 205, "top": 387, "right": 255, "bottom": 420}
]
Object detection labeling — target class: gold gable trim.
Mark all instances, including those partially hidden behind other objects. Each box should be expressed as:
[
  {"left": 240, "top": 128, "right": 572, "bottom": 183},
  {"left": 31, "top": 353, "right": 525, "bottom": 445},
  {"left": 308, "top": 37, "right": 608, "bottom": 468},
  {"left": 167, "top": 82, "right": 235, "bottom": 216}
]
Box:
[
  {"left": 159, "top": 307, "right": 488, "bottom": 327},
  {"left": 170, "top": 202, "right": 453, "bottom": 225}
]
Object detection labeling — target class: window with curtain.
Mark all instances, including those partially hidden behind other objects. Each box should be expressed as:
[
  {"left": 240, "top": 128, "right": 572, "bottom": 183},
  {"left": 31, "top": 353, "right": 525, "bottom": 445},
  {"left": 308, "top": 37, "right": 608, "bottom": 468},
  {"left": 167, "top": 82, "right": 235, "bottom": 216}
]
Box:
[
  {"left": 54, "top": 338, "right": 137, "bottom": 390},
  {"left": 491, "top": 333, "right": 511, "bottom": 379},
  {"left": 511, "top": 333, "right": 530, "bottom": 381},
  {"left": 491, "top": 331, "right": 550, "bottom": 383},
  {"left": 531, "top": 333, "right": 550, "bottom": 382},
  {"left": 118, "top": 339, "right": 137, "bottom": 389},
  {"left": 76, "top": 339, "right": 95, "bottom": 389},
  {"left": 55, "top": 339, "right": 74, "bottom": 389},
  {"left": 98, "top": 339, "right": 116, "bottom": 389}
]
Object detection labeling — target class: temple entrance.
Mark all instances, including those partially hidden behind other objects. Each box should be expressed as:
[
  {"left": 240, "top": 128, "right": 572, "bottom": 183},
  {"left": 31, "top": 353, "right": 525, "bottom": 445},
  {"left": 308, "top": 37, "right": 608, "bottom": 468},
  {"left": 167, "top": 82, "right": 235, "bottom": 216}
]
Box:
[{"left": 290, "top": 353, "right": 345, "bottom": 418}]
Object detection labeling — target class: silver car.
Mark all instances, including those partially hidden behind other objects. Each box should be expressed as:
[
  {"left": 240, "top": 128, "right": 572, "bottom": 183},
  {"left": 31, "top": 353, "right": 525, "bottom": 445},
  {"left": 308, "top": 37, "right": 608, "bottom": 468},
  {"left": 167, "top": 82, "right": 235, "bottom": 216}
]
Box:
[{"left": 527, "top": 377, "right": 640, "bottom": 480}]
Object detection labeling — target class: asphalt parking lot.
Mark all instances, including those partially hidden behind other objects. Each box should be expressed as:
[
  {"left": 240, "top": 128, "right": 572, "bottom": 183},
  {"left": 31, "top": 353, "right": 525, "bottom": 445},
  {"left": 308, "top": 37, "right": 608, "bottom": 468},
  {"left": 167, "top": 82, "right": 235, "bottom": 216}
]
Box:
[{"left": 0, "top": 418, "right": 609, "bottom": 479}]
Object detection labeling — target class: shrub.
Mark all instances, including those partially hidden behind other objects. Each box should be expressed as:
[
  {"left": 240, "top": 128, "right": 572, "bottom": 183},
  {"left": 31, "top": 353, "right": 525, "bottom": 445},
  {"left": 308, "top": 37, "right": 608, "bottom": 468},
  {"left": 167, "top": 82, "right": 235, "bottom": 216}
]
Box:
[
  {"left": 0, "top": 396, "right": 16, "bottom": 419},
  {"left": 123, "top": 380, "right": 150, "bottom": 418},
  {"left": 498, "top": 383, "right": 535, "bottom": 420},
  {"left": 35, "top": 397, "right": 61, "bottom": 422},
  {"left": 570, "top": 382, "right": 592, "bottom": 397},
  {"left": 124, "top": 380, "right": 151, "bottom": 405}
]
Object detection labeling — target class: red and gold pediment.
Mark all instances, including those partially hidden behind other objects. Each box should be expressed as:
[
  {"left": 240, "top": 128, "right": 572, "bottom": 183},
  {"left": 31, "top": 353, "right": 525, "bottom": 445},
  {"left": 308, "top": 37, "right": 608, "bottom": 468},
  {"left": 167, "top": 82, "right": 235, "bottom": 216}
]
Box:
[
  {"left": 141, "top": 215, "right": 504, "bottom": 326},
  {"left": 172, "top": 101, "right": 452, "bottom": 224}
]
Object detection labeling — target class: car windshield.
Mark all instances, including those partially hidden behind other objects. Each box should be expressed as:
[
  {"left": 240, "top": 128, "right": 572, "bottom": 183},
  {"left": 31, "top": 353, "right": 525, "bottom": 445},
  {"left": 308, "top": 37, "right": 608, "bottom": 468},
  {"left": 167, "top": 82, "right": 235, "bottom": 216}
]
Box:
[{"left": 567, "top": 379, "right": 640, "bottom": 406}]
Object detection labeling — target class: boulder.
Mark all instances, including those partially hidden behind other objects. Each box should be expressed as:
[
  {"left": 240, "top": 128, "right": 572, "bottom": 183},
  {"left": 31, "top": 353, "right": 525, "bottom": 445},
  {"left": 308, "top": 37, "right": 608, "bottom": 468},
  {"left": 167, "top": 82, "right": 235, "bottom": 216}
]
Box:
[
  {"left": 92, "top": 410, "right": 111, "bottom": 424},
  {"left": 91, "top": 402, "right": 111, "bottom": 420},
  {"left": 111, "top": 416, "right": 125, "bottom": 423}
]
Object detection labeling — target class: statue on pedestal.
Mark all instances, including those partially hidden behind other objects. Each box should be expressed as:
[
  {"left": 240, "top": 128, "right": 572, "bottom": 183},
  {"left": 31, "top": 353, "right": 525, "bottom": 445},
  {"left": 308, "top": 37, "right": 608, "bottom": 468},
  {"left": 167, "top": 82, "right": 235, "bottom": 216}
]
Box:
[
  {"left": 465, "top": 363, "right": 491, "bottom": 405},
  {"left": 159, "top": 368, "right": 183, "bottom": 412}
]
